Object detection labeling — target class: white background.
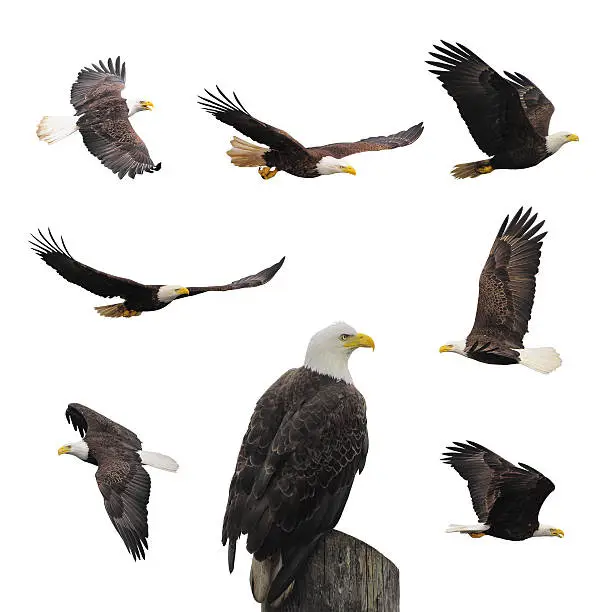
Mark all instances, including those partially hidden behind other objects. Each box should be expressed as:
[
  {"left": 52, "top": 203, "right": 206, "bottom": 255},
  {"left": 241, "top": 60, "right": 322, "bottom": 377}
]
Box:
[{"left": 2, "top": 1, "right": 607, "bottom": 610}]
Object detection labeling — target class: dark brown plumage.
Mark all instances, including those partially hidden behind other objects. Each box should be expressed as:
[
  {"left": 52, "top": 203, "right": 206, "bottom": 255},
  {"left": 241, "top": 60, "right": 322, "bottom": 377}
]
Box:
[
  {"left": 442, "top": 441, "right": 558, "bottom": 541},
  {"left": 30, "top": 229, "right": 284, "bottom": 317},
  {"left": 223, "top": 367, "right": 368, "bottom": 604},
  {"left": 199, "top": 87, "right": 423, "bottom": 179},
  {"left": 427, "top": 41, "right": 576, "bottom": 178}
]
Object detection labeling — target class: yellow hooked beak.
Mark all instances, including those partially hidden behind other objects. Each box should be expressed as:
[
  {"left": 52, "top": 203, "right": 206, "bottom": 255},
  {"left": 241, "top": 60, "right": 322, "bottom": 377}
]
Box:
[
  {"left": 566, "top": 134, "right": 579, "bottom": 142},
  {"left": 142, "top": 100, "right": 155, "bottom": 111},
  {"left": 58, "top": 445, "right": 70, "bottom": 456},
  {"left": 342, "top": 165, "right": 357, "bottom": 176},
  {"left": 550, "top": 528, "right": 565, "bottom": 538},
  {"left": 343, "top": 333, "right": 375, "bottom": 350},
  {"left": 175, "top": 287, "right": 190, "bottom": 296},
  {"left": 439, "top": 344, "right": 453, "bottom": 353}
]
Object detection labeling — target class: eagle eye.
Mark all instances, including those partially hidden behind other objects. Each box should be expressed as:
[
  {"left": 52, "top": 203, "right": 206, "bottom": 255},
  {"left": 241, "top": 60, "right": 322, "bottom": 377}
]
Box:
[{"left": 339, "top": 334, "right": 350, "bottom": 341}]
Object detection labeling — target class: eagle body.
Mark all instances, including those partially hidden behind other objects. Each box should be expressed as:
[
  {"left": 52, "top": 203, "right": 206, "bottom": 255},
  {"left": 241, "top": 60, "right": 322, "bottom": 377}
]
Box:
[
  {"left": 199, "top": 87, "right": 423, "bottom": 180},
  {"left": 223, "top": 323, "right": 373, "bottom": 607},
  {"left": 443, "top": 441, "right": 562, "bottom": 542},
  {"left": 427, "top": 42, "right": 578, "bottom": 178}
]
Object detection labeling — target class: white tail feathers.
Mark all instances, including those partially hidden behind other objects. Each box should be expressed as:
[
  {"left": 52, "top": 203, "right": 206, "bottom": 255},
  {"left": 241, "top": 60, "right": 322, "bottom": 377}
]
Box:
[
  {"left": 37, "top": 116, "right": 78, "bottom": 144},
  {"left": 517, "top": 347, "right": 562, "bottom": 374},
  {"left": 445, "top": 524, "right": 489, "bottom": 534},
  {"left": 227, "top": 136, "right": 269, "bottom": 167},
  {"left": 138, "top": 451, "right": 179, "bottom": 472}
]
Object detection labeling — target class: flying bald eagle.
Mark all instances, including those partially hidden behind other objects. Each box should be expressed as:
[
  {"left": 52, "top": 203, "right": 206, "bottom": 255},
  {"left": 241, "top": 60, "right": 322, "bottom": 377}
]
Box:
[
  {"left": 37, "top": 56, "right": 161, "bottom": 179},
  {"left": 427, "top": 42, "right": 578, "bottom": 178},
  {"left": 223, "top": 322, "right": 374, "bottom": 607},
  {"left": 30, "top": 229, "right": 284, "bottom": 318},
  {"left": 439, "top": 207, "right": 561, "bottom": 373},
  {"left": 198, "top": 87, "right": 423, "bottom": 179},
  {"left": 442, "top": 441, "right": 563, "bottom": 541},
  {"left": 58, "top": 403, "right": 179, "bottom": 560}
]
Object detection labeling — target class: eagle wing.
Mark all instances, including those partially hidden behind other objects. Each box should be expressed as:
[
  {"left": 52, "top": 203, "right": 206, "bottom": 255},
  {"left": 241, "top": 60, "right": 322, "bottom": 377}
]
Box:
[
  {"left": 66, "top": 403, "right": 142, "bottom": 448},
  {"left": 30, "top": 229, "right": 152, "bottom": 302},
  {"left": 504, "top": 71, "right": 555, "bottom": 137},
  {"left": 467, "top": 208, "right": 546, "bottom": 349},
  {"left": 198, "top": 87, "right": 309, "bottom": 155},
  {"left": 427, "top": 42, "right": 536, "bottom": 155},
  {"left": 308, "top": 122, "right": 423, "bottom": 159},
  {"left": 442, "top": 441, "right": 554, "bottom": 526},
  {"left": 72, "top": 57, "right": 160, "bottom": 179},
  {"left": 222, "top": 369, "right": 368, "bottom": 599},
  {"left": 95, "top": 451, "right": 151, "bottom": 560},
  {"left": 187, "top": 257, "right": 285, "bottom": 296}
]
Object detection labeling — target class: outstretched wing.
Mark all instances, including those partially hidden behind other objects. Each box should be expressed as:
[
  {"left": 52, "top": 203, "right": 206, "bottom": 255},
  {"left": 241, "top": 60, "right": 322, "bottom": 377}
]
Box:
[
  {"left": 308, "top": 122, "right": 424, "bottom": 159},
  {"left": 187, "top": 257, "right": 285, "bottom": 296},
  {"left": 442, "top": 441, "right": 553, "bottom": 525},
  {"left": 95, "top": 452, "right": 150, "bottom": 560},
  {"left": 71, "top": 57, "right": 126, "bottom": 116},
  {"left": 198, "top": 87, "right": 308, "bottom": 155},
  {"left": 467, "top": 208, "right": 546, "bottom": 349},
  {"left": 30, "top": 229, "right": 151, "bottom": 302},
  {"left": 504, "top": 71, "right": 555, "bottom": 137},
  {"left": 72, "top": 57, "right": 161, "bottom": 179},
  {"left": 66, "top": 403, "right": 141, "bottom": 448},
  {"left": 427, "top": 42, "right": 536, "bottom": 155}
]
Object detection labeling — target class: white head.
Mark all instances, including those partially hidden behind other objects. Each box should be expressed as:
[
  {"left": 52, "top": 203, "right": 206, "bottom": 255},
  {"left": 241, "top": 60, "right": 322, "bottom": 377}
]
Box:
[
  {"left": 316, "top": 156, "right": 357, "bottom": 176},
  {"left": 533, "top": 524, "right": 565, "bottom": 538},
  {"left": 157, "top": 285, "right": 190, "bottom": 303},
  {"left": 57, "top": 439, "right": 89, "bottom": 462},
  {"left": 545, "top": 131, "right": 579, "bottom": 155},
  {"left": 126, "top": 98, "right": 154, "bottom": 117},
  {"left": 439, "top": 340, "right": 467, "bottom": 356},
  {"left": 304, "top": 321, "right": 375, "bottom": 384}
]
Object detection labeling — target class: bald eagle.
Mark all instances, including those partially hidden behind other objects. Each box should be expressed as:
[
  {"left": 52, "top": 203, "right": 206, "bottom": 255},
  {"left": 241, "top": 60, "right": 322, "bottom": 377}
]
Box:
[
  {"left": 58, "top": 403, "right": 179, "bottom": 560},
  {"left": 443, "top": 441, "right": 563, "bottom": 541},
  {"left": 30, "top": 229, "right": 284, "bottom": 318},
  {"left": 439, "top": 207, "right": 561, "bottom": 373},
  {"left": 199, "top": 87, "right": 423, "bottom": 179},
  {"left": 427, "top": 42, "right": 578, "bottom": 178},
  {"left": 37, "top": 56, "right": 161, "bottom": 179},
  {"left": 223, "top": 322, "right": 374, "bottom": 607}
]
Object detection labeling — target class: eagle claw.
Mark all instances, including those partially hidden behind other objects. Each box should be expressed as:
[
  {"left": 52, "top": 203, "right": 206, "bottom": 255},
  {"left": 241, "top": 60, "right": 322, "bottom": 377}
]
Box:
[{"left": 258, "top": 166, "right": 278, "bottom": 180}]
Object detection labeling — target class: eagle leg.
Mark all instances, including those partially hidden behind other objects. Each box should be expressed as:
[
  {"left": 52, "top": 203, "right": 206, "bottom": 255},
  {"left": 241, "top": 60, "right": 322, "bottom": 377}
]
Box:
[
  {"left": 477, "top": 165, "right": 493, "bottom": 175},
  {"left": 469, "top": 532, "right": 486, "bottom": 538},
  {"left": 258, "top": 166, "right": 278, "bottom": 180}
]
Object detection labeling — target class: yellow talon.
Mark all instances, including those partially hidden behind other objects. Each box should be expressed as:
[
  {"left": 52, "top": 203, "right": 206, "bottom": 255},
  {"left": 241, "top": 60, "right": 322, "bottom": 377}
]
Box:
[
  {"left": 477, "top": 165, "right": 493, "bottom": 174},
  {"left": 469, "top": 533, "right": 486, "bottom": 538},
  {"left": 258, "top": 166, "right": 278, "bottom": 180}
]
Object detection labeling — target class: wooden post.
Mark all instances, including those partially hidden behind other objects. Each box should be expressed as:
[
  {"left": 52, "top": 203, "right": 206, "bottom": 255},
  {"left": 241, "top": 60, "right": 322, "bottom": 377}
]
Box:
[{"left": 263, "top": 529, "right": 399, "bottom": 612}]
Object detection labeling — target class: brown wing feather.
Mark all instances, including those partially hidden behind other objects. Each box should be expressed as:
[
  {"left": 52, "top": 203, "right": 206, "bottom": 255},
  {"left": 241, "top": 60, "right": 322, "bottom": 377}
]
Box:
[
  {"left": 504, "top": 72, "right": 555, "bottom": 137},
  {"left": 198, "top": 87, "right": 308, "bottom": 155},
  {"left": 95, "top": 451, "right": 150, "bottom": 560},
  {"left": 308, "top": 122, "right": 423, "bottom": 159},
  {"left": 71, "top": 57, "right": 126, "bottom": 115},
  {"left": 187, "top": 257, "right": 284, "bottom": 296},
  {"left": 468, "top": 207, "right": 546, "bottom": 349}
]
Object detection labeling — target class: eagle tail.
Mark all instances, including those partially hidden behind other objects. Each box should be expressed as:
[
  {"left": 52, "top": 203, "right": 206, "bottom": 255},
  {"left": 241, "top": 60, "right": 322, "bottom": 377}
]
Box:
[
  {"left": 36, "top": 116, "right": 78, "bottom": 144},
  {"left": 139, "top": 451, "right": 179, "bottom": 472},
  {"left": 227, "top": 136, "right": 269, "bottom": 167},
  {"left": 451, "top": 159, "right": 493, "bottom": 179},
  {"left": 517, "top": 347, "right": 562, "bottom": 374},
  {"left": 94, "top": 304, "right": 142, "bottom": 318},
  {"left": 250, "top": 553, "right": 283, "bottom": 604},
  {"left": 445, "top": 523, "right": 489, "bottom": 534}
]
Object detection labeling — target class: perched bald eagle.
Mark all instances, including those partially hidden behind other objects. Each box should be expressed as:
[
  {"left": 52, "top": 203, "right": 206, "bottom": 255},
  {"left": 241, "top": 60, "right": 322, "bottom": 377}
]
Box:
[
  {"left": 427, "top": 42, "right": 578, "bottom": 178},
  {"left": 37, "top": 56, "right": 161, "bottom": 179},
  {"left": 443, "top": 441, "right": 563, "bottom": 541},
  {"left": 199, "top": 87, "right": 423, "bottom": 179},
  {"left": 439, "top": 208, "right": 561, "bottom": 373},
  {"left": 30, "top": 229, "right": 284, "bottom": 318},
  {"left": 223, "top": 322, "right": 374, "bottom": 607},
  {"left": 58, "top": 403, "right": 179, "bottom": 560}
]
